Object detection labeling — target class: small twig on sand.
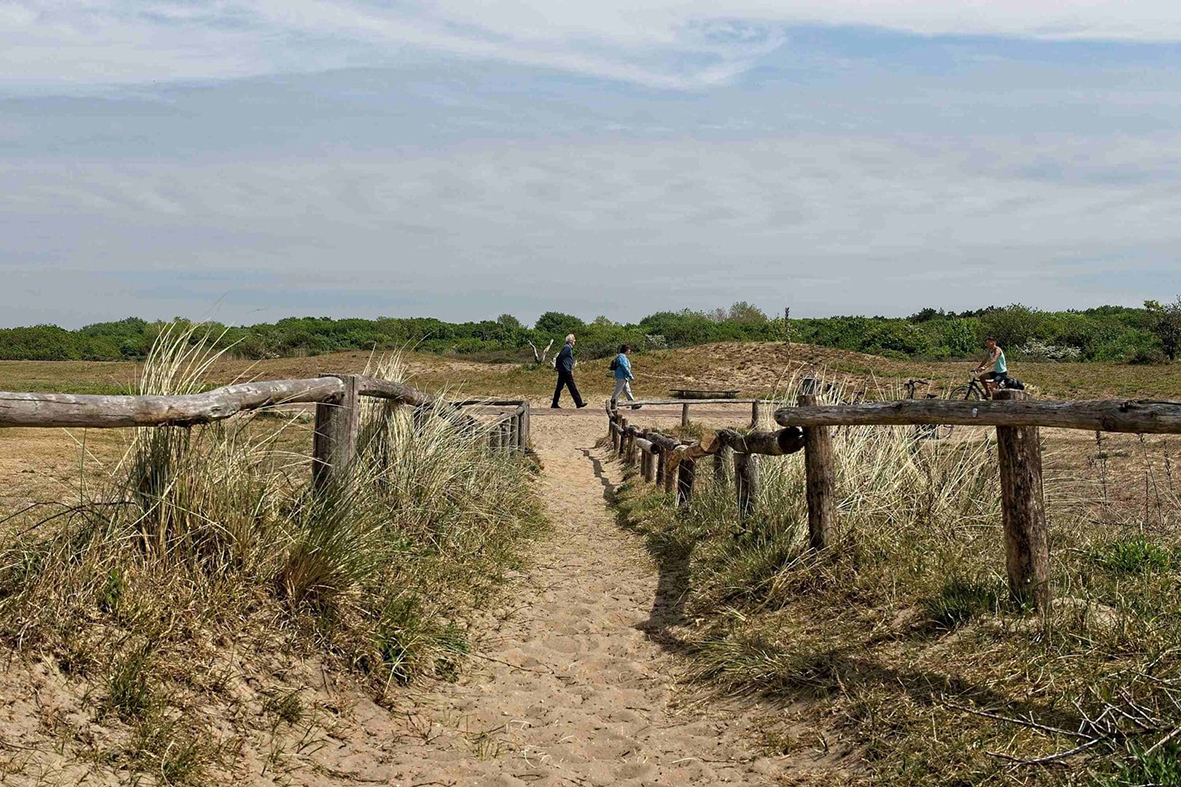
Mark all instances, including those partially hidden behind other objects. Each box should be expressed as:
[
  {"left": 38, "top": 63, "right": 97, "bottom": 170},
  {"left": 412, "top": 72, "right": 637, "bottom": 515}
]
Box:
[
  {"left": 945, "top": 703, "right": 1090, "bottom": 740},
  {"left": 986, "top": 738, "right": 1102, "bottom": 766}
]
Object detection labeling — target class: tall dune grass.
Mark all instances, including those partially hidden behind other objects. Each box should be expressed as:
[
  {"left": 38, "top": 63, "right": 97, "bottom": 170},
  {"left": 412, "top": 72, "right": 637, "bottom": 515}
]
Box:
[
  {"left": 0, "top": 324, "right": 543, "bottom": 782},
  {"left": 616, "top": 371, "right": 1181, "bottom": 785}
]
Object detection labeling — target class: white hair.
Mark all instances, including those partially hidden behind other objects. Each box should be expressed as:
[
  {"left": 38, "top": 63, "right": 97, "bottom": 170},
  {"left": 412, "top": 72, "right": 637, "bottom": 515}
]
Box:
[{"left": 565, "top": 334, "right": 576, "bottom": 344}]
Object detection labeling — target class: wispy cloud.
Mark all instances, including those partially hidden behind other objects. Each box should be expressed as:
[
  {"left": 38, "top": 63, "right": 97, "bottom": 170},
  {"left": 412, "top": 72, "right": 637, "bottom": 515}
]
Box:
[
  {"left": 4, "top": 134, "right": 1180, "bottom": 326},
  {"left": 4, "top": 1, "right": 1181, "bottom": 90}
]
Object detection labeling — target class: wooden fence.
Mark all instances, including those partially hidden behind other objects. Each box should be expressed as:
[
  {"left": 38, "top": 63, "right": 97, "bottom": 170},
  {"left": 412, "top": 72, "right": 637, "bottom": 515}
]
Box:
[
  {"left": 608, "top": 391, "right": 1181, "bottom": 612},
  {"left": 613, "top": 398, "right": 772, "bottom": 429},
  {"left": 0, "top": 374, "right": 530, "bottom": 491}
]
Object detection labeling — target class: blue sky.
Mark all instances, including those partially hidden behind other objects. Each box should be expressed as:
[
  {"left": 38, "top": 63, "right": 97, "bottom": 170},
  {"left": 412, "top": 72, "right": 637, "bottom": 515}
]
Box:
[{"left": 2, "top": 1, "right": 1180, "bottom": 327}]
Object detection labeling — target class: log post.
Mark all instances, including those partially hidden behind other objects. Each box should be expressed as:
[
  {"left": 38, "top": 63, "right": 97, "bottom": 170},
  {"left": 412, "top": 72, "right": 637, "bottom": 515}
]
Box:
[
  {"left": 312, "top": 374, "right": 360, "bottom": 492},
  {"left": 677, "top": 458, "right": 696, "bottom": 505},
  {"left": 800, "top": 393, "right": 836, "bottom": 551},
  {"left": 714, "top": 444, "right": 731, "bottom": 486},
  {"left": 618, "top": 418, "right": 629, "bottom": 459},
  {"left": 995, "top": 389, "right": 1050, "bottom": 611},
  {"left": 734, "top": 452, "right": 759, "bottom": 517},
  {"left": 521, "top": 404, "right": 530, "bottom": 449},
  {"left": 611, "top": 417, "right": 620, "bottom": 452},
  {"left": 681, "top": 402, "right": 690, "bottom": 427},
  {"left": 663, "top": 450, "right": 678, "bottom": 494},
  {"left": 657, "top": 448, "right": 667, "bottom": 487},
  {"left": 751, "top": 400, "right": 761, "bottom": 430},
  {"left": 644, "top": 449, "right": 656, "bottom": 483}
]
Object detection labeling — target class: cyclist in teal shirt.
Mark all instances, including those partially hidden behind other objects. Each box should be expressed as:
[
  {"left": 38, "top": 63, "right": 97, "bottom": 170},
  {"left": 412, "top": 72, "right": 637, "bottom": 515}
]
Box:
[{"left": 974, "top": 337, "right": 1007, "bottom": 398}]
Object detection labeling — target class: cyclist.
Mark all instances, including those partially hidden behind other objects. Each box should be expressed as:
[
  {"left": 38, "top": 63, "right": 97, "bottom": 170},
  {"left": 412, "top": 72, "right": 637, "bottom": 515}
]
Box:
[{"left": 973, "top": 337, "right": 1007, "bottom": 398}]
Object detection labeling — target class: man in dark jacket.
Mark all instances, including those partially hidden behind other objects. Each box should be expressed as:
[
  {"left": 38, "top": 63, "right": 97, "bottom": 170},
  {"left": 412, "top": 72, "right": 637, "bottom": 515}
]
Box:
[{"left": 552, "top": 333, "right": 586, "bottom": 408}]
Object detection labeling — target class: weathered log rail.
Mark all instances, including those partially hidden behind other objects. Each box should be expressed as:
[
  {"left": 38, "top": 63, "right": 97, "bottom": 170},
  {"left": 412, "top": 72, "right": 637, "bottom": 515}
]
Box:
[
  {"left": 0, "top": 375, "right": 530, "bottom": 492},
  {"left": 608, "top": 397, "right": 772, "bottom": 429},
  {"left": 609, "top": 392, "right": 1181, "bottom": 612}
]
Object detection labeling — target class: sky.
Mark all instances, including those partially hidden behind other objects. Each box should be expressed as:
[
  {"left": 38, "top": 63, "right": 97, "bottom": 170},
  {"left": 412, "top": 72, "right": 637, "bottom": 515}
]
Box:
[{"left": 2, "top": 2, "right": 1181, "bottom": 328}]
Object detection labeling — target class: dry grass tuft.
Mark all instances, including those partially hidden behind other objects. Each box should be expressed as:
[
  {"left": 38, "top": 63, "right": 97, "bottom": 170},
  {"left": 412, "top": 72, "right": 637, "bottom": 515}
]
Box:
[{"left": 0, "top": 326, "right": 544, "bottom": 781}]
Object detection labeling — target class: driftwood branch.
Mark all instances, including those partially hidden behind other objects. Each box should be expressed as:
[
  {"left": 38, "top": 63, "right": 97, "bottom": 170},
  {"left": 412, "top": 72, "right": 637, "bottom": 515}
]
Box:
[{"left": 528, "top": 338, "right": 555, "bottom": 366}]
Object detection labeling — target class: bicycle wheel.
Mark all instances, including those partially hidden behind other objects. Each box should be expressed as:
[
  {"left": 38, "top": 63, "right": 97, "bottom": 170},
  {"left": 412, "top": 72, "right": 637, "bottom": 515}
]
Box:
[{"left": 950, "top": 384, "right": 983, "bottom": 401}]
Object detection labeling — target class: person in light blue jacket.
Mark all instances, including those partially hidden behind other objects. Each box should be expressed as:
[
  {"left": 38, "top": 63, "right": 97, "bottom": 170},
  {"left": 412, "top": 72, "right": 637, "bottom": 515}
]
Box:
[{"left": 610, "top": 344, "right": 641, "bottom": 409}]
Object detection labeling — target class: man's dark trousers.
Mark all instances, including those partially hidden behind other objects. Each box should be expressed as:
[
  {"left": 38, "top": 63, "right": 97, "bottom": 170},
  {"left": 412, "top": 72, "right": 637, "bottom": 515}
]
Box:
[{"left": 552, "top": 370, "right": 584, "bottom": 408}]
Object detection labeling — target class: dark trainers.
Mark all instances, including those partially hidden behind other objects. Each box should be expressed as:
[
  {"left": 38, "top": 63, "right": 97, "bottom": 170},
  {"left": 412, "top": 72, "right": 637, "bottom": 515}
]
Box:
[
  {"left": 576, "top": 403, "right": 588, "bottom": 409},
  {"left": 551, "top": 404, "right": 561, "bottom": 409}
]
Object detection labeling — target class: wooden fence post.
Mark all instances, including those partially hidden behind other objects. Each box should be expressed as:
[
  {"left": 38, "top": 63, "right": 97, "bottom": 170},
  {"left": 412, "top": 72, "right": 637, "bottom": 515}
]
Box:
[
  {"left": 734, "top": 452, "right": 759, "bottom": 517},
  {"left": 611, "top": 417, "right": 620, "bottom": 452},
  {"left": 800, "top": 393, "right": 835, "bottom": 551},
  {"left": 714, "top": 444, "right": 731, "bottom": 486},
  {"left": 618, "top": 418, "right": 629, "bottom": 459},
  {"left": 643, "top": 449, "right": 656, "bottom": 483},
  {"left": 681, "top": 402, "right": 690, "bottom": 427},
  {"left": 751, "top": 400, "right": 761, "bottom": 430},
  {"left": 657, "top": 448, "right": 667, "bottom": 487},
  {"left": 995, "top": 389, "right": 1050, "bottom": 611},
  {"left": 664, "top": 451, "right": 678, "bottom": 494},
  {"left": 312, "top": 374, "right": 360, "bottom": 492},
  {"left": 677, "top": 458, "right": 696, "bottom": 505},
  {"left": 521, "top": 404, "right": 530, "bottom": 450}
]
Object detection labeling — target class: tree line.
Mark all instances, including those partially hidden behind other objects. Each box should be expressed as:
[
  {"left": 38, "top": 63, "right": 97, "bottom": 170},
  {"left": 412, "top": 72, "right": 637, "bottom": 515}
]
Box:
[{"left": 1, "top": 301, "right": 1179, "bottom": 364}]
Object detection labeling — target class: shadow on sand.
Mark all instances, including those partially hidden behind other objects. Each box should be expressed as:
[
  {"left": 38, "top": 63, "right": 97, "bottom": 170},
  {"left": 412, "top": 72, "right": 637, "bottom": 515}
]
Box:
[{"left": 586, "top": 445, "right": 1094, "bottom": 736}]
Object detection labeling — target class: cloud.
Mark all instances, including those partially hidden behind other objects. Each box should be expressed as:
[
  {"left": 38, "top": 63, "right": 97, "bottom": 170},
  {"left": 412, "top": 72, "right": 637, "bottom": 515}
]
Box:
[
  {"left": 3, "top": 133, "right": 1180, "bottom": 326},
  {"left": 4, "top": 1, "right": 1181, "bottom": 90}
]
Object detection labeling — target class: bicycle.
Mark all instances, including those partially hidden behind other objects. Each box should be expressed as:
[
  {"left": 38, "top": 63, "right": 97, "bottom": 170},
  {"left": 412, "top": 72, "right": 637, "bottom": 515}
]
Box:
[
  {"left": 904, "top": 379, "right": 953, "bottom": 440},
  {"left": 950, "top": 374, "right": 1011, "bottom": 402}
]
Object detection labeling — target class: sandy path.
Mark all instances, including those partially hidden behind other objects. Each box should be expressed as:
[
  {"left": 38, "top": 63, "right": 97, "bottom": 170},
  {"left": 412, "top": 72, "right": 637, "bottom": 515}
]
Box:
[{"left": 372, "top": 410, "right": 792, "bottom": 786}]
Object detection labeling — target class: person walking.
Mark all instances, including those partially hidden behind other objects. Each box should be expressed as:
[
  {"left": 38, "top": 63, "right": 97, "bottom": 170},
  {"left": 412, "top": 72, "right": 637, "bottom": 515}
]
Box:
[
  {"left": 551, "top": 333, "right": 586, "bottom": 408},
  {"left": 610, "top": 344, "right": 641, "bottom": 409}
]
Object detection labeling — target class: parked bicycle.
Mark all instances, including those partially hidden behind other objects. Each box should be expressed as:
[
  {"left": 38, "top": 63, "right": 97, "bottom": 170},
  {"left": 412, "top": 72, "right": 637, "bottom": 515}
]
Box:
[{"left": 904, "top": 379, "right": 953, "bottom": 440}]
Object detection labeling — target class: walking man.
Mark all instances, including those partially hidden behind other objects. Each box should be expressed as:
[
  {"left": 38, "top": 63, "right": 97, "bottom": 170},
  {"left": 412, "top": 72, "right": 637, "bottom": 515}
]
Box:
[
  {"left": 610, "top": 344, "right": 641, "bottom": 409},
  {"left": 552, "top": 334, "right": 586, "bottom": 408}
]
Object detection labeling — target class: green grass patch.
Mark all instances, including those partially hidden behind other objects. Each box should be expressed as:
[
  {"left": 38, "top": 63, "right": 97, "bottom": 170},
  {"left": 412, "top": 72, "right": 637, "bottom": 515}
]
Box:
[{"left": 1089, "top": 537, "right": 1178, "bottom": 574}]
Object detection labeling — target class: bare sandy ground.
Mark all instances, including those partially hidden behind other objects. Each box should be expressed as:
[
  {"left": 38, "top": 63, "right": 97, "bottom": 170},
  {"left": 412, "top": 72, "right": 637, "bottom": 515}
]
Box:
[
  {"left": 0, "top": 406, "right": 835, "bottom": 785},
  {"left": 359, "top": 409, "right": 819, "bottom": 786}
]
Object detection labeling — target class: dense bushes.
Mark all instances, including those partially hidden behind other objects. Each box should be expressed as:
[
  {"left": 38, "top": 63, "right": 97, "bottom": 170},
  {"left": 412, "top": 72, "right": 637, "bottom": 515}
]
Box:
[{"left": 1, "top": 303, "right": 1175, "bottom": 363}]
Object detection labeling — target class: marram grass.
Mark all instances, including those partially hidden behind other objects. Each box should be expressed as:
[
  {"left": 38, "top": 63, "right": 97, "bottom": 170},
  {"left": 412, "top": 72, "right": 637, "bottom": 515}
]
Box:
[
  {"left": 616, "top": 371, "right": 1181, "bottom": 786},
  {"left": 0, "top": 324, "right": 544, "bottom": 783}
]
